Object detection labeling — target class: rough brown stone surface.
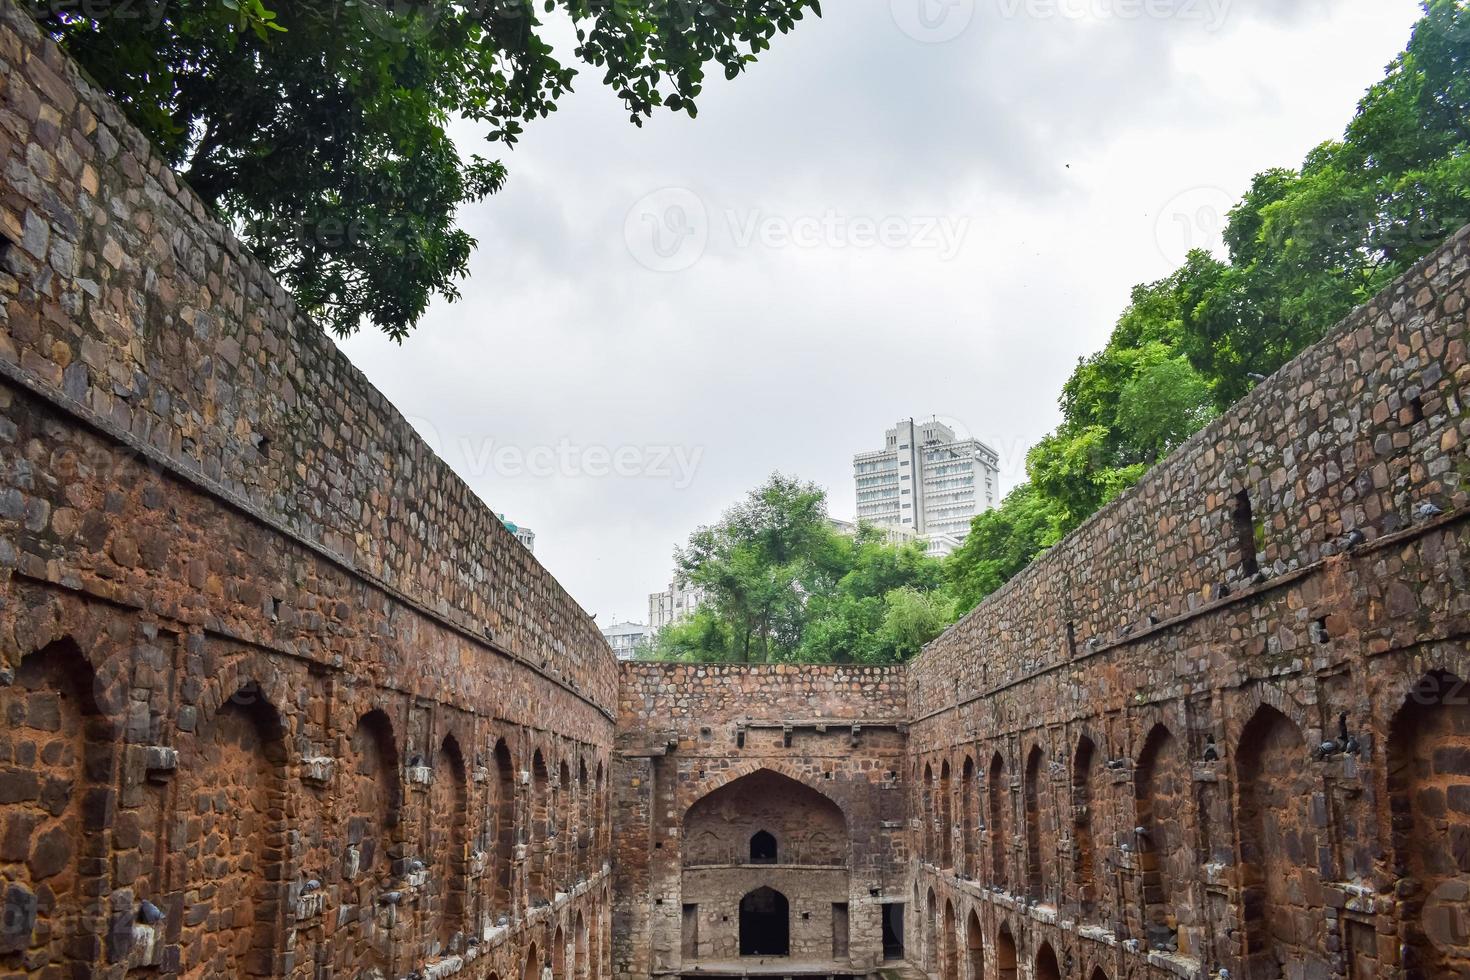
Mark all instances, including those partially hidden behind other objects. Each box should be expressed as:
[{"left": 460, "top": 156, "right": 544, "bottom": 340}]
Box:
[
  {"left": 613, "top": 665, "right": 909, "bottom": 979},
  {"left": 0, "top": 2, "right": 614, "bottom": 977},
  {"left": 7, "top": 0, "right": 1470, "bottom": 977},
  {"left": 905, "top": 222, "right": 1470, "bottom": 979}
]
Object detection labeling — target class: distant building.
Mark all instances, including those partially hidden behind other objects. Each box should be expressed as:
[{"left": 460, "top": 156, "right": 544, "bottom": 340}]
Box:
[
  {"left": 601, "top": 621, "right": 652, "bottom": 661},
  {"left": 649, "top": 577, "right": 706, "bottom": 632},
  {"left": 497, "top": 514, "right": 536, "bottom": 554},
  {"left": 853, "top": 418, "right": 999, "bottom": 557}
]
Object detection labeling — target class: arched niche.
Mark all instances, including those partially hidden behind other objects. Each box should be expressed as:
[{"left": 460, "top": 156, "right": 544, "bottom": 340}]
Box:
[{"left": 681, "top": 769, "right": 846, "bottom": 867}]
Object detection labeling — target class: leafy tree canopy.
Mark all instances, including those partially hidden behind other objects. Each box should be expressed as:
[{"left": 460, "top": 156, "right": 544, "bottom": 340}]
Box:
[
  {"left": 945, "top": 0, "right": 1470, "bottom": 613},
  {"left": 36, "top": 0, "right": 820, "bottom": 338},
  {"left": 652, "top": 474, "right": 952, "bottom": 664}
]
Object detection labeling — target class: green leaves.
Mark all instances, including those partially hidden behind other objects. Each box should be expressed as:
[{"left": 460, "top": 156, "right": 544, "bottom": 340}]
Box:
[
  {"left": 653, "top": 475, "right": 953, "bottom": 664},
  {"left": 41, "top": 0, "right": 820, "bottom": 339},
  {"left": 947, "top": 1, "right": 1469, "bottom": 618}
]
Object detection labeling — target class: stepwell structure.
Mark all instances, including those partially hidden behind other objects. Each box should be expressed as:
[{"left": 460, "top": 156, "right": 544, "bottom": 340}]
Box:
[{"left": 3, "top": 3, "right": 1470, "bottom": 977}]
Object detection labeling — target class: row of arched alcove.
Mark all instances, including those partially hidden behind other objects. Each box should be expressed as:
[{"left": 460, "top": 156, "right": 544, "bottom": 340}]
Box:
[
  {"left": 913, "top": 669, "right": 1470, "bottom": 976},
  {"left": 0, "top": 638, "right": 612, "bottom": 978}
]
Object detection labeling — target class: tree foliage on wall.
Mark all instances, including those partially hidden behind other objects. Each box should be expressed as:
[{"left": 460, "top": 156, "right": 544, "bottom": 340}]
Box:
[
  {"left": 34, "top": 0, "right": 820, "bottom": 339},
  {"left": 946, "top": 0, "right": 1470, "bottom": 613}
]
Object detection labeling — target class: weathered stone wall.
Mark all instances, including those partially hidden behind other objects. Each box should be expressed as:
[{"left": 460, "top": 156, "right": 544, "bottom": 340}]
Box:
[
  {"left": 613, "top": 664, "right": 909, "bottom": 979},
  {"left": 0, "top": 2, "right": 615, "bottom": 977},
  {"left": 906, "top": 225, "right": 1470, "bottom": 980}
]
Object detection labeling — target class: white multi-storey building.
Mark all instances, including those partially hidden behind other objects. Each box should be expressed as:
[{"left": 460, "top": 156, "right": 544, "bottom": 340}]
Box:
[
  {"left": 497, "top": 514, "right": 536, "bottom": 554},
  {"left": 601, "top": 621, "right": 652, "bottom": 661},
  {"left": 648, "top": 577, "right": 706, "bottom": 632},
  {"left": 852, "top": 418, "right": 1000, "bottom": 556}
]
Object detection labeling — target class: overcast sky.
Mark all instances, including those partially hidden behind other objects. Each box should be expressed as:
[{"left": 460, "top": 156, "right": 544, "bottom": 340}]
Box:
[{"left": 337, "top": 0, "right": 1424, "bottom": 624}]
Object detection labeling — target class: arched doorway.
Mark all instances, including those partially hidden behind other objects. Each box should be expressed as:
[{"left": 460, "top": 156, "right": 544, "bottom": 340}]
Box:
[
  {"left": 750, "top": 830, "right": 777, "bottom": 864},
  {"left": 965, "top": 910, "right": 984, "bottom": 980},
  {"left": 1237, "top": 705, "right": 1324, "bottom": 977},
  {"left": 1389, "top": 671, "right": 1470, "bottom": 976},
  {"left": 941, "top": 899, "right": 959, "bottom": 980},
  {"left": 739, "top": 887, "right": 790, "bottom": 956},
  {"left": 1035, "top": 941, "right": 1061, "bottom": 980},
  {"left": 995, "top": 921, "right": 1018, "bottom": 980}
]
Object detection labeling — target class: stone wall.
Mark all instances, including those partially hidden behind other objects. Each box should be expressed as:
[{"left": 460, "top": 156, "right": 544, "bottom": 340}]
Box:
[
  {"left": 0, "top": 2, "right": 616, "bottom": 977},
  {"left": 906, "top": 225, "right": 1470, "bottom": 980},
  {"left": 612, "top": 664, "right": 909, "bottom": 979}
]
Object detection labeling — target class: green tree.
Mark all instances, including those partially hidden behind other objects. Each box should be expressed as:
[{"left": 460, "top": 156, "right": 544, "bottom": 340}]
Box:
[
  {"left": 1180, "top": 0, "right": 1470, "bottom": 404},
  {"left": 662, "top": 475, "right": 952, "bottom": 663},
  {"left": 875, "top": 586, "right": 953, "bottom": 661},
  {"left": 37, "top": 0, "right": 820, "bottom": 339},
  {"left": 944, "top": 484, "right": 1058, "bottom": 611}
]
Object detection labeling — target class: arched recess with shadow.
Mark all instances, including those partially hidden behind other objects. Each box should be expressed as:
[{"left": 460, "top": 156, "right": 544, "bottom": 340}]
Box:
[
  {"left": 575, "top": 910, "right": 590, "bottom": 980},
  {"left": 1023, "top": 745, "right": 1046, "bottom": 900},
  {"left": 925, "top": 888, "right": 939, "bottom": 972},
  {"left": 177, "top": 680, "right": 289, "bottom": 977},
  {"left": 553, "top": 925, "right": 566, "bottom": 980},
  {"left": 995, "top": 921, "right": 1018, "bottom": 980},
  {"left": 739, "top": 887, "right": 790, "bottom": 956},
  {"left": 1088, "top": 965, "right": 1110, "bottom": 980},
  {"left": 681, "top": 768, "right": 846, "bottom": 866},
  {"left": 1236, "top": 705, "right": 1325, "bottom": 978},
  {"left": 1035, "top": 941, "right": 1061, "bottom": 980},
  {"left": 939, "top": 759, "right": 954, "bottom": 869},
  {"left": 430, "top": 732, "right": 469, "bottom": 950},
  {"left": 941, "top": 899, "right": 959, "bottom": 980},
  {"left": 682, "top": 768, "right": 846, "bottom": 961},
  {"left": 558, "top": 760, "right": 573, "bottom": 888},
  {"left": 988, "top": 752, "right": 1010, "bottom": 890},
  {"left": 1388, "top": 670, "right": 1470, "bottom": 976},
  {"left": 965, "top": 909, "right": 984, "bottom": 980},
  {"left": 750, "top": 829, "right": 778, "bottom": 863},
  {"left": 492, "top": 739, "right": 516, "bottom": 915},
  {"left": 1135, "top": 723, "right": 1189, "bottom": 951},
  {"left": 961, "top": 756, "right": 977, "bottom": 876},
  {"left": 523, "top": 942, "right": 541, "bottom": 980},
  {"left": 923, "top": 762, "right": 936, "bottom": 863},
  {"left": 529, "top": 750, "right": 550, "bottom": 906},
  {"left": 337, "top": 708, "right": 399, "bottom": 975},
  {"left": 0, "top": 640, "right": 111, "bottom": 974},
  {"left": 1073, "top": 735, "right": 1102, "bottom": 916},
  {"left": 578, "top": 757, "right": 590, "bottom": 880}
]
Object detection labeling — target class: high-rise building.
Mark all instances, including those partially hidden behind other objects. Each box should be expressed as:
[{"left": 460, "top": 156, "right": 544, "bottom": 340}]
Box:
[
  {"left": 853, "top": 418, "right": 999, "bottom": 556},
  {"left": 601, "top": 620, "right": 652, "bottom": 661},
  {"left": 649, "top": 577, "right": 706, "bottom": 632}
]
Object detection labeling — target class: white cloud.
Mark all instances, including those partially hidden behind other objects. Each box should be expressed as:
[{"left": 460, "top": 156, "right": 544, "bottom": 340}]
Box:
[{"left": 337, "top": 0, "right": 1424, "bottom": 622}]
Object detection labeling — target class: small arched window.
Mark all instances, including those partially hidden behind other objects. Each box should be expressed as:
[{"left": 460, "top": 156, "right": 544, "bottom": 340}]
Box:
[{"left": 750, "top": 830, "right": 777, "bottom": 864}]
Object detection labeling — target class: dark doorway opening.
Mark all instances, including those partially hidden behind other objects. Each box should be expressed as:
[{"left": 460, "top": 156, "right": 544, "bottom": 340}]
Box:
[
  {"left": 882, "top": 902, "right": 905, "bottom": 960},
  {"left": 749, "top": 830, "right": 777, "bottom": 864},
  {"left": 739, "top": 887, "right": 790, "bottom": 956}
]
